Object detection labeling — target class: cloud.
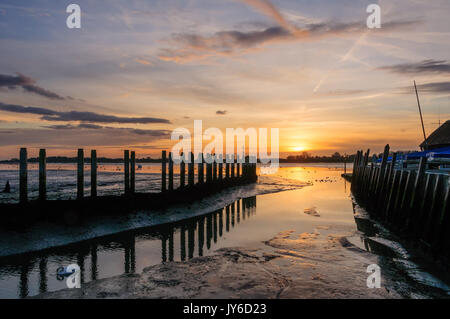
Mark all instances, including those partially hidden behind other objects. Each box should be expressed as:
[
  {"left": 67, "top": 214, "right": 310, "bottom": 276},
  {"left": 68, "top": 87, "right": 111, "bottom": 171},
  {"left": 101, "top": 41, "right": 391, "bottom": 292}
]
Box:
[
  {"left": 0, "top": 102, "right": 171, "bottom": 124},
  {"left": 135, "top": 57, "right": 153, "bottom": 66},
  {"left": 315, "top": 89, "right": 369, "bottom": 96},
  {"left": 43, "top": 123, "right": 171, "bottom": 137},
  {"left": 239, "top": 0, "right": 298, "bottom": 34},
  {"left": 0, "top": 128, "right": 170, "bottom": 147},
  {"left": 378, "top": 60, "right": 450, "bottom": 75},
  {"left": 0, "top": 73, "right": 67, "bottom": 100},
  {"left": 414, "top": 81, "right": 450, "bottom": 93},
  {"left": 216, "top": 110, "right": 227, "bottom": 115},
  {"left": 159, "top": 19, "right": 418, "bottom": 63},
  {"left": 397, "top": 81, "right": 450, "bottom": 94}
]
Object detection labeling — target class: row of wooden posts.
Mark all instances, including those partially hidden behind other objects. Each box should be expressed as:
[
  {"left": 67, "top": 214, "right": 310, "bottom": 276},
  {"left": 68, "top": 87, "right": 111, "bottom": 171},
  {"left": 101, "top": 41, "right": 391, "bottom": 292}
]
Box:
[
  {"left": 17, "top": 148, "right": 257, "bottom": 203},
  {"left": 351, "top": 144, "right": 450, "bottom": 254}
]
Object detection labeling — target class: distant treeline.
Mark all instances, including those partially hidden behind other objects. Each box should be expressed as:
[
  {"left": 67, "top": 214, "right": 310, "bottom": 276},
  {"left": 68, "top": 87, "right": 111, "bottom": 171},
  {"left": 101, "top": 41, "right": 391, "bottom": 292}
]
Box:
[
  {"left": 1, "top": 151, "right": 415, "bottom": 164},
  {"left": 0, "top": 152, "right": 357, "bottom": 164},
  {"left": 281, "top": 152, "right": 356, "bottom": 163}
]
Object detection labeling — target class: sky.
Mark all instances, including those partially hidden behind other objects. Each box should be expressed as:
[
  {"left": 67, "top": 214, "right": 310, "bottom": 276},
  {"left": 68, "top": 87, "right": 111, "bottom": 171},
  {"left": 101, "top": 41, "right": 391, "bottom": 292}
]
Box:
[{"left": 0, "top": 0, "right": 449, "bottom": 160}]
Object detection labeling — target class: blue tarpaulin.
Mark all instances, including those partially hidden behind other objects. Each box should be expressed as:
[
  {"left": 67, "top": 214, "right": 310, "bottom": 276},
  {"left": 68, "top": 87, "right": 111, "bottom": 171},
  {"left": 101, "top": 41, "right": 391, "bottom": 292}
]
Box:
[
  {"left": 407, "top": 146, "right": 450, "bottom": 161},
  {"left": 374, "top": 146, "right": 450, "bottom": 163}
]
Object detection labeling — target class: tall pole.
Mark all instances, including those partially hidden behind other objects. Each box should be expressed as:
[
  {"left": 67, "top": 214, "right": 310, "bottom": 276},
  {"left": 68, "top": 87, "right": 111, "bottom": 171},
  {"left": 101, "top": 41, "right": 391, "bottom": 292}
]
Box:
[
  {"left": 77, "top": 149, "right": 84, "bottom": 200},
  {"left": 414, "top": 81, "right": 427, "bottom": 147}
]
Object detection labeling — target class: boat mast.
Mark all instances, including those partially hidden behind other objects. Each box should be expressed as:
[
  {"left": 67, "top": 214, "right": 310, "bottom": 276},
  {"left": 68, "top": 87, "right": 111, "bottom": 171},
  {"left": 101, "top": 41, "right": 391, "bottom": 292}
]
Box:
[{"left": 414, "top": 80, "right": 427, "bottom": 147}]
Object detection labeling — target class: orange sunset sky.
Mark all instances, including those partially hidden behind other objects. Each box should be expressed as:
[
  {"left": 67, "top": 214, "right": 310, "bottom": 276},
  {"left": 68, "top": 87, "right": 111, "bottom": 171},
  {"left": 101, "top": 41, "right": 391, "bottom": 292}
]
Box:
[{"left": 0, "top": 0, "right": 449, "bottom": 160}]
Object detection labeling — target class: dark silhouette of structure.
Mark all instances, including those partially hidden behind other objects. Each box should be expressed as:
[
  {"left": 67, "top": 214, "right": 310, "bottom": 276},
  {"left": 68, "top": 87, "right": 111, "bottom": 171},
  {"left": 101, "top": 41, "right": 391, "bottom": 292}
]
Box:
[{"left": 420, "top": 120, "right": 450, "bottom": 150}]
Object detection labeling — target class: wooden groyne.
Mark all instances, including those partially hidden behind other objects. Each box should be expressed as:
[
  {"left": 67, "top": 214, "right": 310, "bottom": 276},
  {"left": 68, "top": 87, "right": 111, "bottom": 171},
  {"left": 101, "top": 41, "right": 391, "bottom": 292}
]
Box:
[
  {"left": 0, "top": 149, "right": 257, "bottom": 227},
  {"left": 349, "top": 144, "right": 450, "bottom": 256}
]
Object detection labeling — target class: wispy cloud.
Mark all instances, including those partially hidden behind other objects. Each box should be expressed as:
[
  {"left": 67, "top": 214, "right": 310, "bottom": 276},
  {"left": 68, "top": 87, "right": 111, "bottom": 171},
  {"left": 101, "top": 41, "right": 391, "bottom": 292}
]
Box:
[
  {"left": 239, "top": 0, "right": 300, "bottom": 34},
  {"left": 397, "top": 81, "right": 450, "bottom": 94},
  {"left": 378, "top": 59, "right": 450, "bottom": 75},
  {"left": 0, "top": 102, "right": 171, "bottom": 124},
  {"left": 159, "top": 7, "right": 418, "bottom": 64},
  {"left": 0, "top": 73, "right": 67, "bottom": 100}
]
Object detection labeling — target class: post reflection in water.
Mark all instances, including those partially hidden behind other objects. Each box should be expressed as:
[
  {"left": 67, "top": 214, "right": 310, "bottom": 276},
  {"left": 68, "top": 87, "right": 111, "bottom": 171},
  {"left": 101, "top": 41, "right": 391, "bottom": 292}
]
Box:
[
  {"left": 9, "top": 196, "right": 257, "bottom": 298},
  {"left": 91, "top": 244, "right": 98, "bottom": 281},
  {"left": 39, "top": 257, "right": 47, "bottom": 294},
  {"left": 180, "top": 225, "right": 186, "bottom": 261}
]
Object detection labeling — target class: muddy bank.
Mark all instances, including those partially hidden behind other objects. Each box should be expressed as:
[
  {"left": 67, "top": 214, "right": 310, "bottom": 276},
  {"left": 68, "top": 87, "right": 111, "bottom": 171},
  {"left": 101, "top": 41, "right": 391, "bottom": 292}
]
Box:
[
  {"left": 36, "top": 222, "right": 447, "bottom": 299},
  {"left": 0, "top": 176, "right": 306, "bottom": 258}
]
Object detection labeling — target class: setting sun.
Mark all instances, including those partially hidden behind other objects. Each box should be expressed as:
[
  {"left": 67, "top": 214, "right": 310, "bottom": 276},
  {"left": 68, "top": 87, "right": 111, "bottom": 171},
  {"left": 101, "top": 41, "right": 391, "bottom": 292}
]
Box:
[{"left": 291, "top": 146, "right": 307, "bottom": 152}]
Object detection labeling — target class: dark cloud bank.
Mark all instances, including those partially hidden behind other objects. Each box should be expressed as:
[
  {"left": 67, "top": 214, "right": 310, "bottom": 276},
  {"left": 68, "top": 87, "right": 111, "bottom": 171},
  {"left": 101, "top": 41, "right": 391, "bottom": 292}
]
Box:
[
  {"left": 0, "top": 102, "right": 171, "bottom": 125},
  {"left": 378, "top": 60, "right": 450, "bottom": 75},
  {"left": 0, "top": 73, "right": 67, "bottom": 100}
]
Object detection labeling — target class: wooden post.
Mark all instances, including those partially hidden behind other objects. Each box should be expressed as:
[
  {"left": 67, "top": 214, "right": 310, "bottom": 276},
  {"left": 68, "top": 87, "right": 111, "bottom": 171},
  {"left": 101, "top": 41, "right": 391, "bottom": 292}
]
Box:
[
  {"left": 253, "top": 157, "right": 257, "bottom": 180},
  {"left": 130, "top": 151, "right": 135, "bottom": 194},
  {"left": 414, "top": 174, "right": 434, "bottom": 234},
  {"left": 198, "top": 153, "right": 204, "bottom": 184},
  {"left": 344, "top": 156, "right": 347, "bottom": 174},
  {"left": 168, "top": 152, "right": 174, "bottom": 191},
  {"left": 91, "top": 150, "right": 97, "bottom": 198},
  {"left": 77, "top": 149, "right": 84, "bottom": 200},
  {"left": 385, "top": 169, "right": 400, "bottom": 218},
  {"left": 180, "top": 154, "right": 186, "bottom": 188},
  {"left": 422, "top": 174, "right": 442, "bottom": 240},
  {"left": 206, "top": 159, "right": 212, "bottom": 184},
  {"left": 374, "top": 144, "right": 390, "bottom": 203},
  {"left": 19, "top": 148, "right": 28, "bottom": 203},
  {"left": 39, "top": 149, "right": 46, "bottom": 201},
  {"left": 406, "top": 157, "right": 427, "bottom": 230},
  {"left": 226, "top": 160, "right": 230, "bottom": 179},
  {"left": 237, "top": 161, "right": 240, "bottom": 178},
  {"left": 124, "top": 150, "right": 130, "bottom": 195},
  {"left": 161, "top": 151, "right": 167, "bottom": 192},
  {"left": 231, "top": 157, "right": 235, "bottom": 179},
  {"left": 432, "top": 176, "right": 450, "bottom": 247},
  {"left": 188, "top": 152, "right": 194, "bottom": 187},
  {"left": 213, "top": 156, "right": 217, "bottom": 181}
]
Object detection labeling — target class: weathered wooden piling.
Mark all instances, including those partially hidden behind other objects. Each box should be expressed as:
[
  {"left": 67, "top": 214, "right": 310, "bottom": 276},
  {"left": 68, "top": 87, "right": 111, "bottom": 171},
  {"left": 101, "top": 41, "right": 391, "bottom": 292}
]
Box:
[
  {"left": 219, "top": 161, "right": 223, "bottom": 180},
  {"left": 237, "top": 161, "right": 240, "bottom": 178},
  {"left": 19, "top": 148, "right": 28, "bottom": 203},
  {"left": 91, "top": 150, "right": 97, "bottom": 198},
  {"left": 213, "top": 157, "right": 217, "bottom": 181},
  {"left": 198, "top": 153, "right": 204, "bottom": 184},
  {"left": 39, "top": 149, "right": 46, "bottom": 200},
  {"left": 350, "top": 144, "right": 450, "bottom": 256},
  {"left": 180, "top": 154, "right": 186, "bottom": 188},
  {"left": 124, "top": 150, "right": 130, "bottom": 195},
  {"left": 231, "top": 157, "right": 235, "bottom": 178},
  {"left": 188, "top": 152, "right": 194, "bottom": 187},
  {"left": 161, "top": 150, "right": 167, "bottom": 192},
  {"left": 226, "top": 160, "right": 230, "bottom": 179},
  {"left": 130, "top": 151, "right": 135, "bottom": 194},
  {"left": 404, "top": 157, "right": 427, "bottom": 231},
  {"left": 206, "top": 157, "right": 212, "bottom": 184},
  {"left": 77, "top": 149, "right": 84, "bottom": 200},
  {"left": 168, "top": 152, "right": 174, "bottom": 191}
]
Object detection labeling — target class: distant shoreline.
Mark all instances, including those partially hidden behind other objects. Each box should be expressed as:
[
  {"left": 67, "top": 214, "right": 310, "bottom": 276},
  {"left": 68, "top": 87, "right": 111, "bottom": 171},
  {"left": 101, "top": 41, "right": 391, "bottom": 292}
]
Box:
[{"left": 0, "top": 156, "right": 355, "bottom": 164}]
